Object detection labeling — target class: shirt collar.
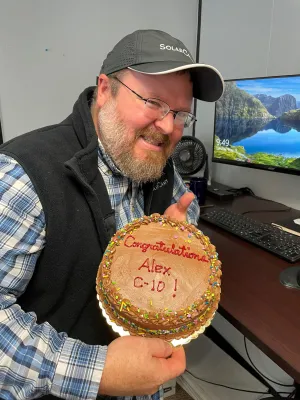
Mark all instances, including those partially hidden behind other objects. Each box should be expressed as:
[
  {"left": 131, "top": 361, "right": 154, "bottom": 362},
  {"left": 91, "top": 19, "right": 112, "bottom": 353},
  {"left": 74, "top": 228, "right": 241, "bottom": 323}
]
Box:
[
  {"left": 98, "top": 138, "right": 123, "bottom": 176},
  {"left": 97, "top": 139, "right": 143, "bottom": 189}
]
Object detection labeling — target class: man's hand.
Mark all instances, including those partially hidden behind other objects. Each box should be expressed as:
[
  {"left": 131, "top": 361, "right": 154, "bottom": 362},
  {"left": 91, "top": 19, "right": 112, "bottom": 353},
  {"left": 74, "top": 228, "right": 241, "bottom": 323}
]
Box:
[
  {"left": 98, "top": 336, "right": 186, "bottom": 396},
  {"left": 164, "top": 192, "right": 195, "bottom": 222}
]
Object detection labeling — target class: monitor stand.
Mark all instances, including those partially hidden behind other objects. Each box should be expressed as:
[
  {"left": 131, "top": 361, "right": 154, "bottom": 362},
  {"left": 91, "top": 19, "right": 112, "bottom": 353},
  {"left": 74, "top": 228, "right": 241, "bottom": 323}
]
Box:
[{"left": 280, "top": 266, "right": 300, "bottom": 290}]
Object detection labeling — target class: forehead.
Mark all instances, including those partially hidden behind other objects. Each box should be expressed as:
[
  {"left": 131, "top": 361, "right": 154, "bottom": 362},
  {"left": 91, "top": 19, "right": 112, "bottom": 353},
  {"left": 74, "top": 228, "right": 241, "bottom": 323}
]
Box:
[{"left": 122, "top": 70, "right": 193, "bottom": 110}]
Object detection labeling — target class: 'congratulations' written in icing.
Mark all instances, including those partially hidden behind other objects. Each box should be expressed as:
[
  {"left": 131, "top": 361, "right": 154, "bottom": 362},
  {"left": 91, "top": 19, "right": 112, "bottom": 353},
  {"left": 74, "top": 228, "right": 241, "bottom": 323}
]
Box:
[{"left": 124, "top": 235, "right": 208, "bottom": 262}]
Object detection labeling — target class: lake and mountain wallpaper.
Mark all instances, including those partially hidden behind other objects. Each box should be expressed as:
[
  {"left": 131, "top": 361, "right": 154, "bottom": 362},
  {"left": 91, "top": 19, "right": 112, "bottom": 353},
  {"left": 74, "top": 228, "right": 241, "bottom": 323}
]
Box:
[{"left": 213, "top": 76, "right": 300, "bottom": 172}]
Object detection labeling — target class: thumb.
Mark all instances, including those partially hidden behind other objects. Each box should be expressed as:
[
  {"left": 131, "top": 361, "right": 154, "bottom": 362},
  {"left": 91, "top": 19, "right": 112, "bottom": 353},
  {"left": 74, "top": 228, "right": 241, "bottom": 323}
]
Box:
[
  {"left": 148, "top": 338, "right": 173, "bottom": 359},
  {"left": 155, "top": 346, "right": 186, "bottom": 382},
  {"left": 176, "top": 192, "right": 195, "bottom": 213},
  {"left": 164, "top": 346, "right": 186, "bottom": 378}
]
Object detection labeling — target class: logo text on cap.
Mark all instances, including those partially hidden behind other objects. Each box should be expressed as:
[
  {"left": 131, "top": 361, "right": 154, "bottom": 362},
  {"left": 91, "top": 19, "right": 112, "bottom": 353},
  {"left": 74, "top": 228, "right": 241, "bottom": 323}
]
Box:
[{"left": 160, "top": 44, "right": 193, "bottom": 61}]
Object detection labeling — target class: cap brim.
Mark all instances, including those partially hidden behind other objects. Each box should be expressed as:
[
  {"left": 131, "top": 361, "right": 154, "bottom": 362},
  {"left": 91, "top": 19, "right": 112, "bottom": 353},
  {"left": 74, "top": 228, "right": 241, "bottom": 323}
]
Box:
[{"left": 129, "top": 62, "right": 224, "bottom": 102}]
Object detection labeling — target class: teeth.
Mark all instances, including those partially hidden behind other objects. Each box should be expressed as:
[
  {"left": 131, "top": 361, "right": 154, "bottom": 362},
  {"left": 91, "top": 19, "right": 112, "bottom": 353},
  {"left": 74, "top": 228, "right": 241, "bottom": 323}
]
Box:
[{"left": 143, "top": 137, "right": 162, "bottom": 146}]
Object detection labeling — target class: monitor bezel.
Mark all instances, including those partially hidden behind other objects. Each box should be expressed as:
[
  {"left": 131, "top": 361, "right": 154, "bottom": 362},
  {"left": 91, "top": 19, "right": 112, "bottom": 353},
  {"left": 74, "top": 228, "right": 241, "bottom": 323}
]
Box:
[{"left": 212, "top": 74, "right": 300, "bottom": 177}]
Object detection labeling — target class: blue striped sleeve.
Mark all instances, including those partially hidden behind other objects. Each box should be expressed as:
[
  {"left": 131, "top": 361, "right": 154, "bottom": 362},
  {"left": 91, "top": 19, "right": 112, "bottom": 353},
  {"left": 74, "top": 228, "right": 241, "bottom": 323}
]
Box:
[
  {"left": 0, "top": 154, "right": 107, "bottom": 399},
  {"left": 172, "top": 166, "right": 200, "bottom": 225}
]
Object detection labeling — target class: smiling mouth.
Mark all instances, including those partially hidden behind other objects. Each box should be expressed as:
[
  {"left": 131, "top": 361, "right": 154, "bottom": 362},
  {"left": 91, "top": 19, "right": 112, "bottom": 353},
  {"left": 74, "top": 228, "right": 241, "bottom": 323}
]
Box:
[{"left": 140, "top": 135, "right": 165, "bottom": 147}]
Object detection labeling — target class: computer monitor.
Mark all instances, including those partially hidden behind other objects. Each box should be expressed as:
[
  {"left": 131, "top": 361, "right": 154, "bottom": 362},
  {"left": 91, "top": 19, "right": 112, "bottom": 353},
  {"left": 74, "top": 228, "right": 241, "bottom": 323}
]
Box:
[{"left": 213, "top": 74, "right": 300, "bottom": 176}]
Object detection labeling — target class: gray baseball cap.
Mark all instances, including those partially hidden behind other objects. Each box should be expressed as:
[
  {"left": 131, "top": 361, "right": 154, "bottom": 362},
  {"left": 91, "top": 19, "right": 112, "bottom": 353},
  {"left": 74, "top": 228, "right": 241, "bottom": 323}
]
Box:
[{"left": 99, "top": 29, "right": 224, "bottom": 102}]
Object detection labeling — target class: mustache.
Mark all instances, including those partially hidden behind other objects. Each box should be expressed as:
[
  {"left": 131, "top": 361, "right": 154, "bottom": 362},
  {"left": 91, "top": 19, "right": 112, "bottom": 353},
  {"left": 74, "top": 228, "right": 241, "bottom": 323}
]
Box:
[{"left": 135, "top": 128, "right": 170, "bottom": 146}]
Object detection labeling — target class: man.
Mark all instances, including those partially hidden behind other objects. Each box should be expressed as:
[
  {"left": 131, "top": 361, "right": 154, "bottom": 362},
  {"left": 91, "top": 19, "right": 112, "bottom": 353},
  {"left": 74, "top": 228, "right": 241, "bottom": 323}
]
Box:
[{"left": 0, "top": 29, "right": 223, "bottom": 399}]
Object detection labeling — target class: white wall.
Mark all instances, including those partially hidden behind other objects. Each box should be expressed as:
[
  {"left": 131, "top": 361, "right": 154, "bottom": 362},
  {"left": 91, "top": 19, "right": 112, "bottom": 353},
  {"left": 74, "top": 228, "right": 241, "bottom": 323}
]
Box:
[
  {"left": 196, "top": 0, "right": 300, "bottom": 210},
  {"left": 0, "top": 0, "right": 198, "bottom": 141}
]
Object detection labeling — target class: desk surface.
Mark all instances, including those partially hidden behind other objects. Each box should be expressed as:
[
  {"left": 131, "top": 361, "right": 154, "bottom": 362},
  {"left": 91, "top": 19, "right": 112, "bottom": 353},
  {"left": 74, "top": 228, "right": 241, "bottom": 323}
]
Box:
[{"left": 200, "top": 195, "right": 300, "bottom": 383}]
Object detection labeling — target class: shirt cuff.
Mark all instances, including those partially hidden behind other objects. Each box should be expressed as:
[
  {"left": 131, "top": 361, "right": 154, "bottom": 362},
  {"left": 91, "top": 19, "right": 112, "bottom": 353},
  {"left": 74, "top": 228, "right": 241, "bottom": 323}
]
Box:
[
  {"left": 51, "top": 337, "right": 108, "bottom": 400},
  {"left": 187, "top": 199, "right": 200, "bottom": 226}
]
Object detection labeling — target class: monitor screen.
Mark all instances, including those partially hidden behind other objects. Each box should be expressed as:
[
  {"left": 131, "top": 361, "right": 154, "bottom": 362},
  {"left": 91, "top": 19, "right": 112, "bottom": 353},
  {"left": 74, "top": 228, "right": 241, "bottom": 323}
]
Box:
[{"left": 213, "top": 75, "right": 300, "bottom": 176}]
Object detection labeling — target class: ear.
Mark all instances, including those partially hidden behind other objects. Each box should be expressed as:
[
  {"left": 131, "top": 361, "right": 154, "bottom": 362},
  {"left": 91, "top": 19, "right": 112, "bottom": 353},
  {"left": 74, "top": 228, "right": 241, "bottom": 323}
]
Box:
[{"left": 96, "top": 74, "right": 111, "bottom": 107}]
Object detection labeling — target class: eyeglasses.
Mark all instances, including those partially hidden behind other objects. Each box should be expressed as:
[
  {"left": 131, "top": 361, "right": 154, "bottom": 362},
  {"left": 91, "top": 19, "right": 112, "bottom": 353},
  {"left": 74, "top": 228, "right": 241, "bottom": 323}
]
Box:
[{"left": 112, "top": 77, "right": 197, "bottom": 129}]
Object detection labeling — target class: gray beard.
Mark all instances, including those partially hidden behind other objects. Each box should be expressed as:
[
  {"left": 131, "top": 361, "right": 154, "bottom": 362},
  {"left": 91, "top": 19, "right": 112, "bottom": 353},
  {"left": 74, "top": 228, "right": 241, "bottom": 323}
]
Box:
[{"left": 97, "top": 100, "right": 171, "bottom": 183}]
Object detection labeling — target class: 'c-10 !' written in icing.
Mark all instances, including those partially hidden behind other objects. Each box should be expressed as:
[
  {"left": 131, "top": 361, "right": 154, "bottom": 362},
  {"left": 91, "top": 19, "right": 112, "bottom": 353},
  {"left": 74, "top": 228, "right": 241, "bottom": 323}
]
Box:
[
  {"left": 134, "top": 258, "right": 178, "bottom": 297},
  {"left": 124, "top": 235, "right": 209, "bottom": 263}
]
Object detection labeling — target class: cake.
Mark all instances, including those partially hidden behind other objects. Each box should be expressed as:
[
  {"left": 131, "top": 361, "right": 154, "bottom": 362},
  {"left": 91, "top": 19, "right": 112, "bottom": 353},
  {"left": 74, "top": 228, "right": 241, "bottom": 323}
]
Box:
[{"left": 96, "top": 213, "right": 221, "bottom": 344}]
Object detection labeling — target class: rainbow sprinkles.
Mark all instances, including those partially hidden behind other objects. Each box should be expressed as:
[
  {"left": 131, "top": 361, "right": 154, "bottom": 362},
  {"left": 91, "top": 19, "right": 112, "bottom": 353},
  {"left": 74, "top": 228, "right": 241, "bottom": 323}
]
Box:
[{"left": 96, "top": 213, "right": 221, "bottom": 343}]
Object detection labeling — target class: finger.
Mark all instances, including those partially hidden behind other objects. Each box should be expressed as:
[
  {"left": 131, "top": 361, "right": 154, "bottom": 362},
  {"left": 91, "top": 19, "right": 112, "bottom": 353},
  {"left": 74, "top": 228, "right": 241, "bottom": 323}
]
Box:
[
  {"left": 176, "top": 192, "right": 195, "bottom": 213},
  {"left": 155, "top": 346, "right": 186, "bottom": 381},
  {"left": 148, "top": 338, "right": 173, "bottom": 359}
]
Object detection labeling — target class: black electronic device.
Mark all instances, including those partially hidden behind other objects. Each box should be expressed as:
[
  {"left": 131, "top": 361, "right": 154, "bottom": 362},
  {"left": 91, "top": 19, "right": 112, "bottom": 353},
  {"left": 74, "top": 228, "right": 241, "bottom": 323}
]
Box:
[
  {"left": 200, "top": 207, "right": 300, "bottom": 263},
  {"left": 279, "top": 265, "right": 300, "bottom": 290},
  {"left": 172, "top": 136, "right": 208, "bottom": 178},
  {"left": 213, "top": 74, "right": 300, "bottom": 177},
  {"left": 206, "top": 181, "right": 235, "bottom": 201}
]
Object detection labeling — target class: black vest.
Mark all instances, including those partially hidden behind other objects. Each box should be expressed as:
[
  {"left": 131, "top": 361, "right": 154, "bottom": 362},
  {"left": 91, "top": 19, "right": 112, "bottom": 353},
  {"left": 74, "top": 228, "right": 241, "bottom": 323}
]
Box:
[{"left": 0, "top": 88, "right": 174, "bottom": 398}]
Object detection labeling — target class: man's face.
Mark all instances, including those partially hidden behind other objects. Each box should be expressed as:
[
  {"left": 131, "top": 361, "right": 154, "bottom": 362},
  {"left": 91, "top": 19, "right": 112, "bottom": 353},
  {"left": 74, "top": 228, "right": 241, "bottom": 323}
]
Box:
[{"left": 97, "top": 70, "right": 193, "bottom": 183}]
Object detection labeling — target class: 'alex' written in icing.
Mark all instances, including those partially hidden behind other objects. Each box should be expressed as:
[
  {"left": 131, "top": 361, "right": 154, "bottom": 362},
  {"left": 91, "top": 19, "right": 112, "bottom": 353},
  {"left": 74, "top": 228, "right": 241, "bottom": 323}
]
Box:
[{"left": 138, "top": 258, "right": 171, "bottom": 276}]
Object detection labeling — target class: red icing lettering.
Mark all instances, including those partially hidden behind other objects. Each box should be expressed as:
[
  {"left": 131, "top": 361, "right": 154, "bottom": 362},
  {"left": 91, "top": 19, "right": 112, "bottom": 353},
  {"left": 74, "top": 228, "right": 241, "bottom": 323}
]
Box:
[
  {"left": 151, "top": 259, "right": 155, "bottom": 272},
  {"left": 151, "top": 279, "right": 155, "bottom": 291},
  {"left": 155, "top": 265, "right": 163, "bottom": 273},
  {"left": 123, "top": 235, "right": 208, "bottom": 262},
  {"left": 124, "top": 235, "right": 135, "bottom": 247},
  {"left": 134, "top": 277, "right": 143, "bottom": 288},
  {"left": 157, "top": 281, "right": 165, "bottom": 292},
  {"left": 138, "top": 258, "right": 172, "bottom": 275},
  {"left": 135, "top": 277, "right": 174, "bottom": 297},
  {"left": 200, "top": 255, "right": 209, "bottom": 262},
  {"left": 173, "top": 278, "right": 178, "bottom": 297},
  {"left": 138, "top": 258, "right": 151, "bottom": 272}
]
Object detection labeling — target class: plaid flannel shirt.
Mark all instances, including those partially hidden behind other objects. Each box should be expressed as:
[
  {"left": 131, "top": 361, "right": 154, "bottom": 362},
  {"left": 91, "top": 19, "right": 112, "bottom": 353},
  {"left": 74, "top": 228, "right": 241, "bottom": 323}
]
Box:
[{"left": 0, "top": 145, "right": 199, "bottom": 399}]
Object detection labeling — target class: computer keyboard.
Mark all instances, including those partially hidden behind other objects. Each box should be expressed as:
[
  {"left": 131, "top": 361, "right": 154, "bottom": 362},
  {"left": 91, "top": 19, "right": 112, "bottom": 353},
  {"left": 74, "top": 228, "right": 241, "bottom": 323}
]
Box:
[{"left": 200, "top": 207, "right": 300, "bottom": 263}]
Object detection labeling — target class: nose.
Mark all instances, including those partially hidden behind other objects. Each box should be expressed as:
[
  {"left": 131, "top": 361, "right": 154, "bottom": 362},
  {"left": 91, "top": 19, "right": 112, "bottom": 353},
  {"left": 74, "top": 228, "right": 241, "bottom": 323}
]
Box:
[{"left": 153, "top": 112, "right": 175, "bottom": 135}]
